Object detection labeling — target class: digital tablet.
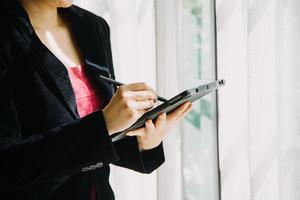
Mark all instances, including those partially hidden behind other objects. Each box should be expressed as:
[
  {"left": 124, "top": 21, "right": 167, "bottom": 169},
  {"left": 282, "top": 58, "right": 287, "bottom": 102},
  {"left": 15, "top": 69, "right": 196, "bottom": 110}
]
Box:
[{"left": 111, "top": 79, "right": 225, "bottom": 142}]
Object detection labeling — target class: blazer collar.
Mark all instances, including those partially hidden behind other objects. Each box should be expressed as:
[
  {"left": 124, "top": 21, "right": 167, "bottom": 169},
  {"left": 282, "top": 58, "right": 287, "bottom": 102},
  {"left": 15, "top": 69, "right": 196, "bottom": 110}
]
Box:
[{"left": 9, "top": 2, "right": 114, "bottom": 118}]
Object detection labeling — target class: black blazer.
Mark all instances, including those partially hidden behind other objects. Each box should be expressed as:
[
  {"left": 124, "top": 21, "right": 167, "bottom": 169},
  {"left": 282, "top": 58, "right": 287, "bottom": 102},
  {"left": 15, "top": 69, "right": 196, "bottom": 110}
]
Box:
[{"left": 0, "top": 2, "right": 164, "bottom": 200}]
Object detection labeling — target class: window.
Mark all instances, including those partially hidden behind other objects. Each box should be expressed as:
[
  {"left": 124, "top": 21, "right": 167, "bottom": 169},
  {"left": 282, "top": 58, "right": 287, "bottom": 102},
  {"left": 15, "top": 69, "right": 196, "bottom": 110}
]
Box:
[
  {"left": 156, "top": 0, "right": 220, "bottom": 199},
  {"left": 181, "top": 0, "right": 220, "bottom": 200}
]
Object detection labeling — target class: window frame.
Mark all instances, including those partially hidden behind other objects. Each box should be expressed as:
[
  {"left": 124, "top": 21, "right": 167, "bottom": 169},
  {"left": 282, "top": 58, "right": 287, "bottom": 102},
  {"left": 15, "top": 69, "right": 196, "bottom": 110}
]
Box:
[{"left": 155, "top": 0, "right": 221, "bottom": 199}]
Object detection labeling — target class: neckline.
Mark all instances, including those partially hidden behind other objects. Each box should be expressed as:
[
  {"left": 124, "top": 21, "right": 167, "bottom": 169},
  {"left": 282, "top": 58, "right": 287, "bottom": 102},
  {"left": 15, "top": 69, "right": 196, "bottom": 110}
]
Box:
[
  {"left": 12, "top": 2, "right": 86, "bottom": 74},
  {"left": 68, "top": 65, "right": 83, "bottom": 69}
]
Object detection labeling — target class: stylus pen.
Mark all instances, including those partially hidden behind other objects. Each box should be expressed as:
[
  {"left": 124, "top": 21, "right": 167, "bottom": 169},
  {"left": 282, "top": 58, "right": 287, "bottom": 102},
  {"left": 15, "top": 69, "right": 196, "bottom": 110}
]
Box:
[{"left": 98, "top": 75, "right": 168, "bottom": 103}]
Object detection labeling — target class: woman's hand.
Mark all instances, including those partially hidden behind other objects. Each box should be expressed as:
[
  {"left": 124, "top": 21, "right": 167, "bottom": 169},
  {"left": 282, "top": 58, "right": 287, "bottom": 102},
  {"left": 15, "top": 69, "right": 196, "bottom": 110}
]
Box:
[
  {"left": 125, "top": 101, "right": 192, "bottom": 151},
  {"left": 102, "top": 83, "right": 157, "bottom": 135}
]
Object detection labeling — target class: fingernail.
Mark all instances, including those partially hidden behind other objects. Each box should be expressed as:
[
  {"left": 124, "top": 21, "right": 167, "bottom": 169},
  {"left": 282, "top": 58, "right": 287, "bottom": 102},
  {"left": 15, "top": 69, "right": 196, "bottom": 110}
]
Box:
[
  {"left": 158, "top": 113, "right": 165, "bottom": 120},
  {"left": 126, "top": 132, "right": 132, "bottom": 136}
]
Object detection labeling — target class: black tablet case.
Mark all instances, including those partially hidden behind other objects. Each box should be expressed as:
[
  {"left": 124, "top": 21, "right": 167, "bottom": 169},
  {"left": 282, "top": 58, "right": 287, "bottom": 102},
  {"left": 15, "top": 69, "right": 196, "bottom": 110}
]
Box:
[{"left": 111, "top": 79, "right": 225, "bottom": 142}]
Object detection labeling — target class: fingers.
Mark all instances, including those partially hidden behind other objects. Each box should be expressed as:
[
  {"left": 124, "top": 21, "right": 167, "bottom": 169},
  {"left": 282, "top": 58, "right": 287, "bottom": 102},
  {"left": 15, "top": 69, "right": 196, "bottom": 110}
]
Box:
[
  {"left": 128, "top": 90, "right": 157, "bottom": 101},
  {"left": 117, "top": 83, "right": 157, "bottom": 112},
  {"left": 167, "top": 101, "right": 191, "bottom": 122},
  {"left": 176, "top": 103, "right": 192, "bottom": 120},
  {"left": 126, "top": 127, "right": 145, "bottom": 137},
  {"left": 117, "top": 83, "right": 158, "bottom": 103},
  {"left": 155, "top": 112, "right": 167, "bottom": 131},
  {"left": 120, "top": 82, "right": 152, "bottom": 92},
  {"left": 126, "top": 119, "right": 155, "bottom": 137},
  {"left": 145, "top": 119, "right": 156, "bottom": 133},
  {"left": 128, "top": 100, "right": 155, "bottom": 110},
  {"left": 126, "top": 102, "right": 191, "bottom": 137}
]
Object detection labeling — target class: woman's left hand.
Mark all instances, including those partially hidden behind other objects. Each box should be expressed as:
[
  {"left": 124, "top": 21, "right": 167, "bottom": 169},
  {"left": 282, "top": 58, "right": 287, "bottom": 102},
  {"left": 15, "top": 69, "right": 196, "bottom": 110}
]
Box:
[{"left": 125, "top": 101, "right": 192, "bottom": 151}]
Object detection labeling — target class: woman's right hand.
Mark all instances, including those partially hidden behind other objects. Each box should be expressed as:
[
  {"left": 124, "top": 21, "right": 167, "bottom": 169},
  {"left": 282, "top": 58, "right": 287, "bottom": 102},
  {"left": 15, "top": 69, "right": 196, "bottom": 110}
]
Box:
[{"left": 102, "top": 83, "right": 158, "bottom": 136}]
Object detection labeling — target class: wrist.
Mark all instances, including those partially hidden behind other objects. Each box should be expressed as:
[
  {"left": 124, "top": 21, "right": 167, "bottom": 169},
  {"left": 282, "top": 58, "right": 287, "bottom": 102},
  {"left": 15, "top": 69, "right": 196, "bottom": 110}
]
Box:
[
  {"left": 137, "top": 138, "right": 160, "bottom": 152},
  {"left": 102, "top": 109, "right": 116, "bottom": 136}
]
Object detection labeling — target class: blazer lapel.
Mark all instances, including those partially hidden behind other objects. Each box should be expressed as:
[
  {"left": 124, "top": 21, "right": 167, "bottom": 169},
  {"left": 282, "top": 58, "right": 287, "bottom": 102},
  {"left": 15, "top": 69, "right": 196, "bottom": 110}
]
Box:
[
  {"left": 64, "top": 7, "right": 115, "bottom": 107},
  {"left": 12, "top": 3, "right": 115, "bottom": 117},
  {"left": 42, "top": 54, "right": 79, "bottom": 117},
  {"left": 42, "top": 6, "right": 116, "bottom": 113},
  {"left": 9, "top": 2, "right": 79, "bottom": 118}
]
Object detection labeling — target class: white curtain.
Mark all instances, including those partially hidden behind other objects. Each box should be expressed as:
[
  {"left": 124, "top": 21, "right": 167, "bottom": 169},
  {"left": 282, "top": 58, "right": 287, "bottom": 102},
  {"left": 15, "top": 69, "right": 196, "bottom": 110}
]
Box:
[
  {"left": 73, "top": 1, "right": 157, "bottom": 200},
  {"left": 216, "top": 0, "right": 300, "bottom": 200},
  {"left": 155, "top": 0, "right": 185, "bottom": 199}
]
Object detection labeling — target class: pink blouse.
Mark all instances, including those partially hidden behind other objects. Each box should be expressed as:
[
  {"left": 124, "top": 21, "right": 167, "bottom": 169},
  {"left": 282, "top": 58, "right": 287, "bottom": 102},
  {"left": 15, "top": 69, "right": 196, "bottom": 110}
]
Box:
[
  {"left": 67, "top": 65, "right": 100, "bottom": 200},
  {"left": 68, "top": 65, "right": 102, "bottom": 118}
]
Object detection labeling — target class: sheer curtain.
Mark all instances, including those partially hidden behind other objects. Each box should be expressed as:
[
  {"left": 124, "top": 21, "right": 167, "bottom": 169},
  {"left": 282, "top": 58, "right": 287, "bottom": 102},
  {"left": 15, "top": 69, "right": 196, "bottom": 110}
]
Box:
[
  {"left": 216, "top": 0, "right": 300, "bottom": 200},
  {"left": 73, "top": 1, "right": 157, "bottom": 200}
]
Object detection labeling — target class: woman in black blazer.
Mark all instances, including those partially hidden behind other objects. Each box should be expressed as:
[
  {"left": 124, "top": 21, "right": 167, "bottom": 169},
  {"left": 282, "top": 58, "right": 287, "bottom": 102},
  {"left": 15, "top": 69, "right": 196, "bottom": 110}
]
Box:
[{"left": 0, "top": 0, "right": 192, "bottom": 199}]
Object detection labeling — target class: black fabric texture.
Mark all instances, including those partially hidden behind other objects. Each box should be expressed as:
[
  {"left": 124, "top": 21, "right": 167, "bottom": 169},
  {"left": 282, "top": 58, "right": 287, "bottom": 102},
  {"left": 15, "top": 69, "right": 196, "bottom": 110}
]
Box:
[{"left": 0, "top": 1, "right": 165, "bottom": 200}]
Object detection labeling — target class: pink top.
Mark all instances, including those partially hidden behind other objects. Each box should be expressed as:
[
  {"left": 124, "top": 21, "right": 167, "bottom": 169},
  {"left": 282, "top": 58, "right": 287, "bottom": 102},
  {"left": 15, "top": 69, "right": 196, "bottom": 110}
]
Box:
[
  {"left": 67, "top": 65, "right": 102, "bottom": 118},
  {"left": 67, "top": 65, "right": 100, "bottom": 200}
]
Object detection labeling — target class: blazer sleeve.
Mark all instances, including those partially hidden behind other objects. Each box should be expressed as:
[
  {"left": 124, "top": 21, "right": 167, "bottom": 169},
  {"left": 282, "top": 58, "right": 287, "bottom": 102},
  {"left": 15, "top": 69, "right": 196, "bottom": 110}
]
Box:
[
  {"left": 0, "top": 53, "right": 120, "bottom": 191},
  {"left": 113, "top": 137, "right": 165, "bottom": 174},
  {"left": 93, "top": 15, "right": 165, "bottom": 174}
]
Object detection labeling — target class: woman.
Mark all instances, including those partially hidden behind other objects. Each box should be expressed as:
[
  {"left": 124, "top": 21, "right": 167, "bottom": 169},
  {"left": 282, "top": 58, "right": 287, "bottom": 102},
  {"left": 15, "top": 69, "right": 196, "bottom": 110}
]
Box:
[{"left": 0, "top": 0, "right": 192, "bottom": 199}]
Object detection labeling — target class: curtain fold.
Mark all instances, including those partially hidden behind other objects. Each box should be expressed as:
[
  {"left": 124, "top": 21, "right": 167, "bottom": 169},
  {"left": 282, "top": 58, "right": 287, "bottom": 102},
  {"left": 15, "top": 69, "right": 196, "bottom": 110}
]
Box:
[{"left": 217, "top": 0, "right": 300, "bottom": 199}]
